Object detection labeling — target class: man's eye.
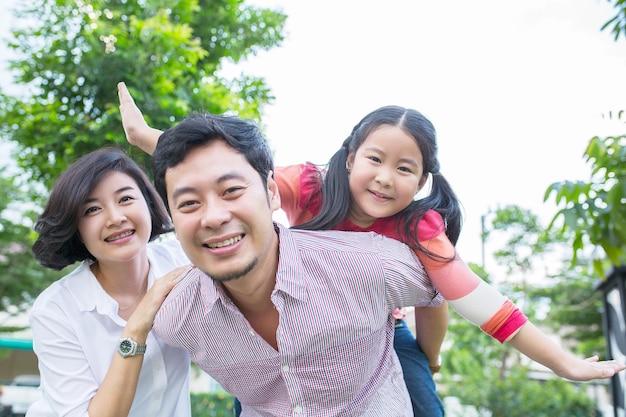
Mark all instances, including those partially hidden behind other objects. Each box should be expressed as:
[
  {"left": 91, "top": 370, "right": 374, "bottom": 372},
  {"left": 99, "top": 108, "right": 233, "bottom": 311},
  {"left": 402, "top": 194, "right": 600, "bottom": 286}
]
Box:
[
  {"left": 224, "top": 187, "right": 244, "bottom": 196},
  {"left": 177, "top": 200, "right": 198, "bottom": 210}
]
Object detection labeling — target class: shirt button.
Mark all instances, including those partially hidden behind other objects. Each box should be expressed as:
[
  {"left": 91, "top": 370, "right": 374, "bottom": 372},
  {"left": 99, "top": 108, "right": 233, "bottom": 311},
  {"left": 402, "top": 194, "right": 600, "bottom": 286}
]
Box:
[
  {"left": 282, "top": 365, "right": 290, "bottom": 372},
  {"left": 294, "top": 406, "right": 302, "bottom": 414}
]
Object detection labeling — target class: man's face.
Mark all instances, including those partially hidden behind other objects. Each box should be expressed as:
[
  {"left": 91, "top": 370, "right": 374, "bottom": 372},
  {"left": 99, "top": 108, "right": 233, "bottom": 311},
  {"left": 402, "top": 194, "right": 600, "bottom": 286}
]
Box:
[{"left": 165, "top": 141, "right": 280, "bottom": 282}]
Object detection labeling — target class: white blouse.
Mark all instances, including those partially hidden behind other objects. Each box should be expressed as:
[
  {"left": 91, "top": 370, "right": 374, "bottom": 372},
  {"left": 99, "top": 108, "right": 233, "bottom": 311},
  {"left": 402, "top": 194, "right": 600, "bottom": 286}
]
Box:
[{"left": 27, "top": 238, "right": 191, "bottom": 417}]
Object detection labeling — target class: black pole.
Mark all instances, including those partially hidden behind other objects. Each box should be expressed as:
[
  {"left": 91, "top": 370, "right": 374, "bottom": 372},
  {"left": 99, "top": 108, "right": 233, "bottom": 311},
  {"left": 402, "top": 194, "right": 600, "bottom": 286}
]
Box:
[{"left": 597, "top": 266, "right": 626, "bottom": 417}]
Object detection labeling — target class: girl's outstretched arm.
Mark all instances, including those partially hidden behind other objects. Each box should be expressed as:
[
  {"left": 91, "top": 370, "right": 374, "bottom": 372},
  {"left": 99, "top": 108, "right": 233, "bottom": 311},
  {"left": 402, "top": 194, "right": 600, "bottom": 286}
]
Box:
[
  {"left": 507, "top": 321, "right": 624, "bottom": 381},
  {"left": 417, "top": 211, "right": 625, "bottom": 380},
  {"left": 117, "top": 82, "right": 162, "bottom": 155}
]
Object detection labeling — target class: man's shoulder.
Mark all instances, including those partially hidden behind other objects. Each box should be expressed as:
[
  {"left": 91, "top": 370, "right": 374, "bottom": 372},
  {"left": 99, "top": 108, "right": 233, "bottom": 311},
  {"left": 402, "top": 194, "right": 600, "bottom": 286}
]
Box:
[{"left": 285, "top": 226, "right": 410, "bottom": 254}]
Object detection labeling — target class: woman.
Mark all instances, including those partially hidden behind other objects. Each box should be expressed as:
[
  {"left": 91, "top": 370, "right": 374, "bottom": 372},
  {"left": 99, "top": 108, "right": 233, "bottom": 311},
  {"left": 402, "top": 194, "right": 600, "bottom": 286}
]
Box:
[{"left": 28, "top": 147, "right": 191, "bottom": 417}]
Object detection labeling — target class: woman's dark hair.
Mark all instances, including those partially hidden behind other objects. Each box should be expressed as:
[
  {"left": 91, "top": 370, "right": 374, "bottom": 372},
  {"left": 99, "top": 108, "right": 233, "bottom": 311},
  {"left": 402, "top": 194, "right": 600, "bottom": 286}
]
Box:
[
  {"left": 32, "top": 147, "right": 173, "bottom": 270},
  {"left": 296, "top": 105, "right": 463, "bottom": 260},
  {"left": 152, "top": 113, "right": 274, "bottom": 211}
]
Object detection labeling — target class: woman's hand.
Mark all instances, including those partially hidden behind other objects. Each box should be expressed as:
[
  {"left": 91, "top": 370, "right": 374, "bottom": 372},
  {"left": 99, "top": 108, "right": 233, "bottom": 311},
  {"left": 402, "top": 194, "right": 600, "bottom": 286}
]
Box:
[{"left": 125, "top": 265, "right": 189, "bottom": 336}]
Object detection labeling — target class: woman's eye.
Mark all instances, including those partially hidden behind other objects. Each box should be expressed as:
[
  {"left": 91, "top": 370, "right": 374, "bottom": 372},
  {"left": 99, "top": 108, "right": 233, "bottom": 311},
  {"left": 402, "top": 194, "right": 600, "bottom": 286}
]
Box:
[
  {"left": 120, "top": 195, "right": 135, "bottom": 203},
  {"left": 84, "top": 206, "right": 99, "bottom": 215}
]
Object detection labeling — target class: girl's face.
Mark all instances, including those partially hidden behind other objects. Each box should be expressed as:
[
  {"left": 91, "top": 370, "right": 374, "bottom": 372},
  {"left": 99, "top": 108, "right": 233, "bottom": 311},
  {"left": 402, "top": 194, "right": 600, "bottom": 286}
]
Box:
[
  {"left": 77, "top": 171, "right": 152, "bottom": 266},
  {"left": 347, "top": 125, "right": 427, "bottom": 228}
]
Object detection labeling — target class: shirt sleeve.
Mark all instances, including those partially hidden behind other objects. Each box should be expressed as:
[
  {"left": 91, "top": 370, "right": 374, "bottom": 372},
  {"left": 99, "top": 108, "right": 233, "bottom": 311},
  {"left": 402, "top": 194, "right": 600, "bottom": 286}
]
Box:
[
  {"left": 30, "top": 305, "right": 95, "bottom": 416},
  {"left": 375, "top": 235, "right": 444, "bottom": 309},
  {"left": 416, "top": 211, "right": 527, "bottom": 342}
]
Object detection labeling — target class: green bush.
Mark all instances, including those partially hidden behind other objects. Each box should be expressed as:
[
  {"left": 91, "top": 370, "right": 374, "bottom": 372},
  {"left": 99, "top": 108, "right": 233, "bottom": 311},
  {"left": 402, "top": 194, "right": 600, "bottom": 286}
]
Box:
[{"left": 190, "top": 391, "right": 236, "bottom": 417}]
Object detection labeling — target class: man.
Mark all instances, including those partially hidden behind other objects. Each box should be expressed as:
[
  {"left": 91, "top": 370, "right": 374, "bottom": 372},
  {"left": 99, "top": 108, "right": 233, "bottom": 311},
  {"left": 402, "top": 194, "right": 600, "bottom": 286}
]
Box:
[{"left": 149, "top": 112, "right": 443, "bottom": 416}]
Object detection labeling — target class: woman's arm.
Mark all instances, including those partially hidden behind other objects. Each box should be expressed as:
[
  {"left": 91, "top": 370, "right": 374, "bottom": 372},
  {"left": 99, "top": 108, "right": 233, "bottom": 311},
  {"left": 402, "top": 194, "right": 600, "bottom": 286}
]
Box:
[{"left": 87, "top": 266, "right": 186, "bottom": 416}]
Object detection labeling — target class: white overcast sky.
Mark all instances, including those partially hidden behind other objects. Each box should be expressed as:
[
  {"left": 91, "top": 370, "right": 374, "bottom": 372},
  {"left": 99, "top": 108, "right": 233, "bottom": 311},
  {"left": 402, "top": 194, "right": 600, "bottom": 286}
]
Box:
[
  {"left": 222, "top": 0, "right": 626, "bottom": 267},
  {"left": 2, "top": 0, "right": 626, "bottom": 268}
]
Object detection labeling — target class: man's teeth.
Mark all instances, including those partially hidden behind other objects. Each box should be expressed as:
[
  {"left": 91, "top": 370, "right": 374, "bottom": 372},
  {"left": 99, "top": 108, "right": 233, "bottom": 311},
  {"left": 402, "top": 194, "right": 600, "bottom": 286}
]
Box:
[
  {"left": 207, "top": 236, "right": 242, "bottom": 248},
  {"left": 105, "top": 230, "right": 134, "bottom": 242}
]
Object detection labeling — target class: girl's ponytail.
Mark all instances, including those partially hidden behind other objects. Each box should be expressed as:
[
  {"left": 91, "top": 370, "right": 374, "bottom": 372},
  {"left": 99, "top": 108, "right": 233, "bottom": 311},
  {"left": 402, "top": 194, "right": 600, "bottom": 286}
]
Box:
[{"left": 296, "top": 137, "right": 353, "bottom": 231}]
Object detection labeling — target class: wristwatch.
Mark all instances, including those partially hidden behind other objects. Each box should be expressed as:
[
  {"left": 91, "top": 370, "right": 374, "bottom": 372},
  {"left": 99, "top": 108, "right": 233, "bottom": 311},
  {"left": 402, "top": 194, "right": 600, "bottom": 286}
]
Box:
[{"left": 117, "top": 337, "right": 146, "bottom": 358}]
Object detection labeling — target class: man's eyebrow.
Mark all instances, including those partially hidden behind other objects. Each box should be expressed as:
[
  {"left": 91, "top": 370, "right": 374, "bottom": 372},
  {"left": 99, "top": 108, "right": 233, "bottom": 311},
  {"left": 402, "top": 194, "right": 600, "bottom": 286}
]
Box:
[
  {"left": 170, "top": 172, "right": 247, "bottom": 200},
  {"left": 171, "top": 186, "right": 197, "bottom": 201}
]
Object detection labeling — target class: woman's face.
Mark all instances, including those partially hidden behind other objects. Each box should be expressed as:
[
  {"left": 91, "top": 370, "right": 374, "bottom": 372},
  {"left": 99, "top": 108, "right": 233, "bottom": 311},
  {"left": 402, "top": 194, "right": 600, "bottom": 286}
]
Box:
[{"left": 77, "top": 171, "right": 152, "bottom": 265}]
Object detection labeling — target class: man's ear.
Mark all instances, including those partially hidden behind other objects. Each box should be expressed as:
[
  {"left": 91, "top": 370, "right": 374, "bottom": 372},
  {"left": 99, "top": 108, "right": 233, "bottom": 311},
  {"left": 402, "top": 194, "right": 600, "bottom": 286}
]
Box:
[{"left": 267, "top": 171, "right": 281, "bottom": 211}]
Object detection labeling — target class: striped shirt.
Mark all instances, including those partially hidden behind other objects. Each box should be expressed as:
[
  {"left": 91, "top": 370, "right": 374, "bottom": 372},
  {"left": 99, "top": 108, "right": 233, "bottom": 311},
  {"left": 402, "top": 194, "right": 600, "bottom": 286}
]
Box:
[{"left": 154, "top": 223, "right": 442, "bottom": 416}]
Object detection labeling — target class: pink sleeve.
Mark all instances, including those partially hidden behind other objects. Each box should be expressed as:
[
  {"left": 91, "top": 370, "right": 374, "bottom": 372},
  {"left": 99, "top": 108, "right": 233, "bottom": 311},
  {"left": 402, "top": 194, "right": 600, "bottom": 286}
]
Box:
[
  {"left": 415, "top": 211, "right": 527, "bottom": 343},
  {"left": 415, "top": 211, "right": 481, "bottom": 300},
  {"left": 275, "top": 163, "right": 322, "bottom": 226}
]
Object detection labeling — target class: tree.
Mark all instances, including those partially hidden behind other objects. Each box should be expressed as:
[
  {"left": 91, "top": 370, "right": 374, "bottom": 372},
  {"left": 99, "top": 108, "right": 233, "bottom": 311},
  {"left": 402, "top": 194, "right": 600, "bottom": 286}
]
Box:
[
  {"left": 545, "top": 116, "right": 626, "bottom": 277},
  {"left": 602, "top": 0, "right": 626, "bottom": 41},
  {"left": 0, "top": 0, "right": 286, "bottom": 312},
  {"left": 0, "top": 168, "right": 66, "bottom": 321},
  {"left": 0, "top": 0, "right": 287, "bottom": 187}
]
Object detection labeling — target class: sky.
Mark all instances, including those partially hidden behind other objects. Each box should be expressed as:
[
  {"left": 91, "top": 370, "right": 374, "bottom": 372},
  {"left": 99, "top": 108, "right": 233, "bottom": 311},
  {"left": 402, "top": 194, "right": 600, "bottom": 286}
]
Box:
[
  {"left": 1, "top": 0, "right": 626, "bottom": 270},
  {"left": 218, "top": 0, "right": 626, "bottom": 268}
]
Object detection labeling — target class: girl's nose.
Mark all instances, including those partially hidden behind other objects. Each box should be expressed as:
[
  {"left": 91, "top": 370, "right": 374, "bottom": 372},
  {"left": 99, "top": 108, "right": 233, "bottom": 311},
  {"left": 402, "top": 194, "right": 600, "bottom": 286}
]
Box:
[{"left": 375, "top": 168, "right": 393, "bottom": 187}]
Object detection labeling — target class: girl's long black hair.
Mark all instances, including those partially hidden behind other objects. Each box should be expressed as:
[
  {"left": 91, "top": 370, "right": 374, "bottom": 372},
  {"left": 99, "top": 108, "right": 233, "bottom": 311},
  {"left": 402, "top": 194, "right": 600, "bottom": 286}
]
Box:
[{"left": 295, "top": 105, "right": 463, "bottom": 262}]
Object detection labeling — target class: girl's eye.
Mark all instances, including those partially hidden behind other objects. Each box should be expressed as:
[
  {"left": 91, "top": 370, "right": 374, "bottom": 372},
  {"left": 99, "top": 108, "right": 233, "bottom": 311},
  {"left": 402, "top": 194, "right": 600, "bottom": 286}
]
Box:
[
  {"left": 398, "top": 166, "right": 413, "bottom": 173},
  {"left": 367, "top": 156, "right": 381, "bottom": 163},
  {"left": 119, "top": 195, "right": 136, "bottom": 204}
]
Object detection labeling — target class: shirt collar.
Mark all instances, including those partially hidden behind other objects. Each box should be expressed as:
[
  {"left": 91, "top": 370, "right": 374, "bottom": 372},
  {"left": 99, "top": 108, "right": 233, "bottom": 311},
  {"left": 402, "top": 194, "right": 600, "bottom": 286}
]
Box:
[
  {"left": 66, "top": 261, "right": 120, "bottom": 317},
  {"left": 196, "top": 222, "right": 309, "bottom": 314},
  {"left": 273, "top": 222, "right": 308, "bottom": 302}
]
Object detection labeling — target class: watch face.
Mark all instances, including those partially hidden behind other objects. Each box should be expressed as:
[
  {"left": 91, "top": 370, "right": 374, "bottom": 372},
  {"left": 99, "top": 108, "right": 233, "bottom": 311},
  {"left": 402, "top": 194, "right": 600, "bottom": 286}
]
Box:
[{"left": 120, "top": 339, "right": 133, "bottom": 354}]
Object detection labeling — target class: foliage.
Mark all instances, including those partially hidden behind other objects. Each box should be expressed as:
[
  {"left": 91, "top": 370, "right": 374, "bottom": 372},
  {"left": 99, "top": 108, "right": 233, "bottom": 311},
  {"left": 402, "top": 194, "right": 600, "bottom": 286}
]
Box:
[
  {"left": 0, "top": 168, "right": 65, "bottom": 319},
  {"left": 190, "top": 391, "right": 235, "bottom": 417},
  {"left": 543, "top": 3, "right": 626, "bottom": 278},
  {"left": 602, "top": 0, "right": 626, "bottom": 41},
  {"left": 525, "top": 264, "right": 606, "bottom": 357},
  {"left": 545, "top": 124, "right": 626, "bottom": 278},
  {"left": 441, "top": 307, "right": 600, "bottom": 417},
  {"left": 0, "top": 0, "right": 287, "bottom": 187}
]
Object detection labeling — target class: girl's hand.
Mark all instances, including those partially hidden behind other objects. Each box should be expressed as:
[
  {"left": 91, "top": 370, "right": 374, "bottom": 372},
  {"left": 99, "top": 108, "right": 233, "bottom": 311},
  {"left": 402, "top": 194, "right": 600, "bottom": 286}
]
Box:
[
  {"left": 125, "top": 265, "right": 189, "bottom": 335},
  {"left": 555, "top": 355, "right": 625, "bottom": 381},
  {"left": 117, "top": 82, "right": 161, "bottom": 154}
]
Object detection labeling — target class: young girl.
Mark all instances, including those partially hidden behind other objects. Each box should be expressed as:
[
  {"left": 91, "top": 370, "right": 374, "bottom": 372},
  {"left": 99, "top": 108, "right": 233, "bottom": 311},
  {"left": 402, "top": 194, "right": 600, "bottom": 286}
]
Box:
[
  {"left": 117, "top": 82, "right": 625, "bottom": 412},
  {"left": 29, "top": 147, "right": 191, "bottom": 417}
]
